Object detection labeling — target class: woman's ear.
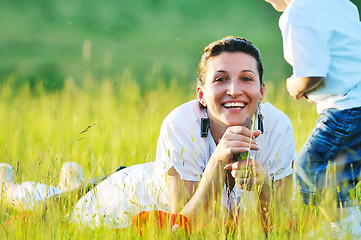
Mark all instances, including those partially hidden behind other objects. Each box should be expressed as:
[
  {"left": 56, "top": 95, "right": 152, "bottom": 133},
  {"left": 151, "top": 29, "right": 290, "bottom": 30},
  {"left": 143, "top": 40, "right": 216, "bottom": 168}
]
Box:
[
  {"left": 196, "top": 86, "right": 207, "bottom": 107},
  {"left": 259, "top": 82, "right": 266, "bottom": 101}
]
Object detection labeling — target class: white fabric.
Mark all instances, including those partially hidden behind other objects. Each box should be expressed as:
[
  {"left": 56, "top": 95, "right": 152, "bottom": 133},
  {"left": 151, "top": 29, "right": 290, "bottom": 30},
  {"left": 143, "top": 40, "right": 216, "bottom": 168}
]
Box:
[
  {"left": 156, "top": 100, "right": 296, "bottom": 212},
  {"left": 11, "top": 181, "right": 63, "bottom": 210},
  {"left": 279, "top": 0, "right": 361, "bottom": 114},
  {"left": 72, "top": 99, "right": 296, "bottom": 227},
  {"left": 72, "top": 162, "right": 169, "bottom": 228},
  {"left": 58, "top": 161, "right": 85, "bottom": 191},
  {"left": 0, "top": 163, "right": 14, "bottom": 184},
  {"left": 156, "top": 100, "right": 296, "bottom": 182}
]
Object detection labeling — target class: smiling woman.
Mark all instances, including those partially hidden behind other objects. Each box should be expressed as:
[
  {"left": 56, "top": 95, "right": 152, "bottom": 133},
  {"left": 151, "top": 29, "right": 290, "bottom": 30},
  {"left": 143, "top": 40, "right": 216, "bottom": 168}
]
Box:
[
  {"left": 71, "top": 37, "right": 297, "bottom": 233},
  {"left": 196, "top": 39, "right": 265, "bottom": 142}
]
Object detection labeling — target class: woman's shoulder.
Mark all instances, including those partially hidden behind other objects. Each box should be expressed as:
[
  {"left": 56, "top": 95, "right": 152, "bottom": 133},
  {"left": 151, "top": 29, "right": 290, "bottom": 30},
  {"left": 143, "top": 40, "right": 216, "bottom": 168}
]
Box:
[
  {"left": 261, "top": 102, "right": 293, "bottom": 133},
  {"left": 261, "top": 102, "right": 288, "bottom": 118},
  {"left": 162, "top": 99, "right": 203, "bottom": 126}
]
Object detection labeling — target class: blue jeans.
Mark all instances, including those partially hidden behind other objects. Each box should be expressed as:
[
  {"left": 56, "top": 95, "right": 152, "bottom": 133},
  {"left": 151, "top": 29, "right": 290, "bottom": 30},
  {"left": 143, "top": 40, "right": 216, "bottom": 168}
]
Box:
[{"left": 295, "top": 107, "right": 361, "bottom": 207}]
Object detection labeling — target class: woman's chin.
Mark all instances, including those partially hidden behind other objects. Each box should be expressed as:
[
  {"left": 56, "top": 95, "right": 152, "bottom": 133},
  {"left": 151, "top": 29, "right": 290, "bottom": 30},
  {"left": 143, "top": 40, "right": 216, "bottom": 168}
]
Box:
[{"left": 225, "top": 119, "right": 247, "bottom": 127}]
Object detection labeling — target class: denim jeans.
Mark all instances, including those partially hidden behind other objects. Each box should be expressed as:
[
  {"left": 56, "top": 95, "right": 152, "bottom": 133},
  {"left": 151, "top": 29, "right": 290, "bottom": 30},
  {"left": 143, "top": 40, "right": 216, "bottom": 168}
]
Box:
[{"left": 295, "top": 107, "right": 361, "bottom": 207}]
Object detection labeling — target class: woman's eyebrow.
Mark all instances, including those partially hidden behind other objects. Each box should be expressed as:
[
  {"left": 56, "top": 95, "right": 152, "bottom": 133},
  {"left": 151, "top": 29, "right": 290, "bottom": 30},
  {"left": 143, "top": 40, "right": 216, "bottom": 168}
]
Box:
[
  {"left": 215, "top": 69, "right": 256, "bottom": 74},
  {"left": 242, "top": 70, "right": 256, "bottom": 74}
]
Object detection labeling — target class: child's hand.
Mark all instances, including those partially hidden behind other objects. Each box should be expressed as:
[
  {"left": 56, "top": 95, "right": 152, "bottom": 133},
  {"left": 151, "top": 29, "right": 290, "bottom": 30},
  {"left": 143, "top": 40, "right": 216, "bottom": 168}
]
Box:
[
  {"left": 286, "top": 75, "right": 324, "bottom": 101},
  {"left": 304, "top": 95, "right": 317, "bottom": 104},
  {"left": 286, "top": 75, "right": 305, "bottom": 100}
]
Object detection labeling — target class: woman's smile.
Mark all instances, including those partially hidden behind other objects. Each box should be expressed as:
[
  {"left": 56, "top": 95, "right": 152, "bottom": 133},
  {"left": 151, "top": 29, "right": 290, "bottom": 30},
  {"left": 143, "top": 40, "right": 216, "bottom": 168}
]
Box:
[{"left": 222, "top": 101, "right": 246, "bottom": 109}]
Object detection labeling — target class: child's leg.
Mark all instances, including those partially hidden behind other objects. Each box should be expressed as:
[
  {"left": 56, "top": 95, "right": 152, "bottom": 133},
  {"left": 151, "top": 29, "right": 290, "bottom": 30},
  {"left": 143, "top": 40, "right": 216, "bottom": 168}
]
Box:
[{"left": 295, "top": 107, "right": 361, "bottom": 208}]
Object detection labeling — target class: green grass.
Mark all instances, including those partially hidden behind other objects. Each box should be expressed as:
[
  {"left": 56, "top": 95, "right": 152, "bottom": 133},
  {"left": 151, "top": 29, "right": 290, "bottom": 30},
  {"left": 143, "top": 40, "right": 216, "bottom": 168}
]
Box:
[
  {"left": 0, "top": 75, "right": 326, "bottom": 239},
  {"left": 1, "top": 73, "right": 360, "bottom": 239},
  {"left": 1, "top": 0, "right": 361, "bottom": 238}
]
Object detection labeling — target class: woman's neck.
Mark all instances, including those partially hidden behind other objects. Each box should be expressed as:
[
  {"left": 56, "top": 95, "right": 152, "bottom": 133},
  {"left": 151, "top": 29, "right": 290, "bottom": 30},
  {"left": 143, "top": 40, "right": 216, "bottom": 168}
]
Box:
[{"left": 209, "top": 120, "right": 227, "bottom": 144}]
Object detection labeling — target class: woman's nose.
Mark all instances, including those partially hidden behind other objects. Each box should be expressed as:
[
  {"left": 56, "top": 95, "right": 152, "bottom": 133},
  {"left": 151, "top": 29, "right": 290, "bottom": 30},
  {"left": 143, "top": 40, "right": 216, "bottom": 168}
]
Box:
[{"left": 226, "top": 79, "right": 243, "bottom": 96}]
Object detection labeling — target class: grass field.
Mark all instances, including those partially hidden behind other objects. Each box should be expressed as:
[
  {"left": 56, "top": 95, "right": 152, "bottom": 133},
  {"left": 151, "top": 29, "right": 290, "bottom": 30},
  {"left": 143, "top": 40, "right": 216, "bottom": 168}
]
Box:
[
  {"left": 0, "top": 77, "right": 324, "bottom": 239},
  {"left": 1, "top": 0, "right": 361, "bottom": 239},
  {"left": 2, "top": 77, "right": 358, "bottom": 239}
]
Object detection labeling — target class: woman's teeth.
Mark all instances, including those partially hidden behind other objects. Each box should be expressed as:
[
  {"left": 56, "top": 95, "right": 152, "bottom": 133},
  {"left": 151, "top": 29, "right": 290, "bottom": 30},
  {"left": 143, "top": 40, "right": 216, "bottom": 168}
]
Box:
[{"left": 223, "top": 102, "right": 245, "bottom": 109}]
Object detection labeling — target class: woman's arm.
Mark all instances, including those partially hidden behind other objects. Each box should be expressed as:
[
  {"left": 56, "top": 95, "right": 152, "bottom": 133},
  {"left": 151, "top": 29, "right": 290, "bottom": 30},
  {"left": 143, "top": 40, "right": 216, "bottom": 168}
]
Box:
[
  {"left": 166, "top": 167, "right": 198, "bottom": 214},
  {"left": 259, "top": 173, "right": 293, "bottom": 212},
  {"left": 180, "top": 154, "right": 229, "bottom": 220},
  {"left": 228, "top": 160, "right": 293, "bottom": 223},
  {"left": 166, "top": 156, "right": 229, "bottom": 223},
  {"left": 273, "top": 174, "right": 293, "bottom": 210},
  {"left": 166, "top": 127, "right": 261, "bottom": 224},
  {"left": 257, "top": 174, "right": 293, "bottom": 231}
]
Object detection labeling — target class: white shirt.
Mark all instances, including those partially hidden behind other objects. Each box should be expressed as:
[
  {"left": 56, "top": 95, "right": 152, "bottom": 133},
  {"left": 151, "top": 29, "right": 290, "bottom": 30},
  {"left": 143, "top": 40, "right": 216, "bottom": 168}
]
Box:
[
  {"left": 72, "top": 99, "right": 296, "bottom": 227},
  {"left": 11, "top": 181, "right": 62, "bottom": 210},
  {"left": 155, "top": 99, "right": 296, "bottom": 210},
  {"left": 279, "top": 0, "right": 361, "bottom": 113}
]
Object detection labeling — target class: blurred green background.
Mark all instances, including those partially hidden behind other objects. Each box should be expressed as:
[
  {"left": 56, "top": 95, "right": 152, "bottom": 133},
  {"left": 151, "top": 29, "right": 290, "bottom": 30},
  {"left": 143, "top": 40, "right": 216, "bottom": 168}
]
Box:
[
  {"left": 0, "top": 0, "right": 360, "bottom": 92},
  {"left": 0, "top": 0, "right": 283, "bottom": 92}
]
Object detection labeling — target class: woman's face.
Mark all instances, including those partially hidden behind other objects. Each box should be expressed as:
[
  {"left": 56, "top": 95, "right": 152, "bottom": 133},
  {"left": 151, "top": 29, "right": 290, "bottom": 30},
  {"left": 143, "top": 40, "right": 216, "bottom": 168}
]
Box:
[{"left": 197, "top": 52, "right": 265, "bottom": 130}]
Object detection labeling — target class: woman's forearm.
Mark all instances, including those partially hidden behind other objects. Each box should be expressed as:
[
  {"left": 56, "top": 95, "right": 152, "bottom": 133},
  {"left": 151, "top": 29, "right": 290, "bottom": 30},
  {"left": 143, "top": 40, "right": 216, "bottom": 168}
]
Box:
[
  {"left": 258, "top": 175, "right": 293, "bottom": 226},
  {"left": 181, "top": 156, "right": 228, "bottom": 222},
  {"left": 258, "top": 178, "right": 272, "bottom": 215}
]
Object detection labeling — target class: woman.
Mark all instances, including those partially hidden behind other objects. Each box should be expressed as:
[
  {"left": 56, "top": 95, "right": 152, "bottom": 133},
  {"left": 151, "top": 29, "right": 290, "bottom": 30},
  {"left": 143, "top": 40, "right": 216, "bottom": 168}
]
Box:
[{"left": 72, "top": 36, "right": 296, "bottom": 229}]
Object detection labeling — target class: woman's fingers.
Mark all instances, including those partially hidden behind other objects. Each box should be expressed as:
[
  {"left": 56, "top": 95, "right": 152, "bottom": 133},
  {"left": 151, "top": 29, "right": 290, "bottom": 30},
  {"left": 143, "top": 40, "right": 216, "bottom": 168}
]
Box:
[
  {"left": 224, "top": 158, "right": 254, "bottom": 170},
  {"left": 231, "top": 169, "right": 253, "bottom": 179},
  {"left": 228, "top": 127, "right": 261, "bottom": 140},
  {"left": 231, "top": 160, "right": 256, "bottom": 171},
  {"left": 222, "top": 129, "right": 261, "bottom": 151},
  {"left": 235, "top": 177, "right": 254, "bottom": 190},
  {"left": 227, "top": 127, "right": 260, "bottom": 141},
  {"left": 228, "top": 160, "right": 266, "bottom": 190},
  {"left": 251, "top": 130, "right": 261, "bottom": 139},
  {"left": 215, "top": 126, "right": 261, "bottom": 163}
]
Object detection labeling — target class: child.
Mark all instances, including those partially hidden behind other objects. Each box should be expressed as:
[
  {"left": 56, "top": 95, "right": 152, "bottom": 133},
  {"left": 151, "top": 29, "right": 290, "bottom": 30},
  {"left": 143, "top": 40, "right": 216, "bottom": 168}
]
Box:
[{"left": 264, "top": 0, "right": 361, "bottom": 237}]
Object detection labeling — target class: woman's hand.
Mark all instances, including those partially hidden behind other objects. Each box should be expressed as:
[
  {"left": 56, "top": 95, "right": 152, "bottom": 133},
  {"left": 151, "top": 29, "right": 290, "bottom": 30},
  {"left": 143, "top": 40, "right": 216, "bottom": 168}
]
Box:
[
  {"left": 212, "top": 126, "right": 261, "bottom": 164},
  {"left": 225, "top": 159, "right": 267, "bottom": 191}
]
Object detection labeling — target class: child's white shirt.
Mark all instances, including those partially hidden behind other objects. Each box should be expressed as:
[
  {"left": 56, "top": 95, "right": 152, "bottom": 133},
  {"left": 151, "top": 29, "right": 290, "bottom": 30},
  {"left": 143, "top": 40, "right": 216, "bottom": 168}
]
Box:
[{"left": 279, "top": 0, "right": 361, "bottom": 113}]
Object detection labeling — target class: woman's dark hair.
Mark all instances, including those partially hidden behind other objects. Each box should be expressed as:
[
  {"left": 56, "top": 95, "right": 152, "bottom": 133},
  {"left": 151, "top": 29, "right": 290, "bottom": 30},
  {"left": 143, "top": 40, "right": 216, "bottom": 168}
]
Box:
[{"left": 197, "top": 36, "right": 264, "bottom": 86}]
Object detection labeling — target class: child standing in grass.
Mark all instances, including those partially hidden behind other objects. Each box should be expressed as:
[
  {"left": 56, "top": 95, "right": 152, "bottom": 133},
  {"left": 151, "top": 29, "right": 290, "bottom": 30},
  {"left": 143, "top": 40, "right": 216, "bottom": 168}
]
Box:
[{"left": 264, "top": 0, "right": 361, "bottom": 236}]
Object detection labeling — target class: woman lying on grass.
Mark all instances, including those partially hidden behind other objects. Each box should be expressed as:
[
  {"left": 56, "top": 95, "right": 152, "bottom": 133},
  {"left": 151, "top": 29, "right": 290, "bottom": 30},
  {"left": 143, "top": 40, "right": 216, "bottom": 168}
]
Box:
[{"left": 72, "top": 36, "right": 297, "bottom": 233}]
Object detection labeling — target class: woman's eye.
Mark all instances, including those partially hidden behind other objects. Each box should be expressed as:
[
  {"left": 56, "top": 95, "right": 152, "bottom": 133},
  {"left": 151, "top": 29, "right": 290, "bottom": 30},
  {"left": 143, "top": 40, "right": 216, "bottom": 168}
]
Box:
[
  {"left": 215, "top": 77, "right": 226, "bottom": 82},
  {"left": 242, "top": 77, "right": 253, "bottom": 82}
]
